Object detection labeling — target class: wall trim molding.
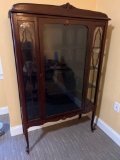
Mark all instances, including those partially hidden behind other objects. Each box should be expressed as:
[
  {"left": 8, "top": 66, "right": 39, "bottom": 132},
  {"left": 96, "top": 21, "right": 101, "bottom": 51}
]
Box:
[
  {"left": 0, "top": 57, "right": 4, "bottom": 80},
  {"left": 10, "top": 115, "right": 120, "bottom": 147},
  {"left": 94, "top": 116, "right": 120, "bottom": 147},
  {"left": 0, "top": 106, "right": 8, "bottom": 115},
  {"left": 0, "top": 74, "right": 4, "bottom": 80},
  {"left": 10, "top": 125, "right": 23, "bottom": 136}
]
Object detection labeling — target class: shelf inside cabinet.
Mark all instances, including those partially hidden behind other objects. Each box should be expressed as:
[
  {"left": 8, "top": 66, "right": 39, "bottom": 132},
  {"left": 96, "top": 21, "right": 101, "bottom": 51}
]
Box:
[
  {"left": 88, "top": 83, "right": 96, "bottom": 88},
  {"left": 90, "top": 66, "right": 98, "bottom": 70},
  {"left": 92, "top": 47, "right": 101, "bottom": 54},
  {"left": 92, "top": 47, "right": 101, "bottom": 49},
  {"left": 86, "top": 99, "right": 94, "bottom": 106}
]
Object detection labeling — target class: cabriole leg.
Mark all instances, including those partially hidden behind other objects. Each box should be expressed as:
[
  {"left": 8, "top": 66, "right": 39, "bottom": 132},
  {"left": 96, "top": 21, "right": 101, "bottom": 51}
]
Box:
[
  {"left": 78, "top": 114, "right": 82, "bottom": 119},
  {"left": 91, "top": 111, "right": 96, "bottom": 132},
  {"left": 24, "top": 128, "right": 29, "bottom": 154}
]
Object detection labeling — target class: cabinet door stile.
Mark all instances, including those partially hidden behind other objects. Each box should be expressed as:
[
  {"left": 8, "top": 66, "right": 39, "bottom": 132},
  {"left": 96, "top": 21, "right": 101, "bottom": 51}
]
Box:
[
  {"left": 34, "top": 17, "right": 43, "bottom": 120},
  {"left": 38, "top": 18, "right": 46, "bottom": 119}
]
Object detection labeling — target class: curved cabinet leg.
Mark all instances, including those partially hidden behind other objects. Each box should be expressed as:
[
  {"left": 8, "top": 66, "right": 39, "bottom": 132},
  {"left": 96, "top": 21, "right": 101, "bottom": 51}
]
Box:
[
  {"left": 78, "top": 114, "right": 82, "bottom": 119},
  {"left": 24, "top": 128, "right": 29, "bottom": 154},
  {"left": 91, "top": 111, "right": 96, "bottom": 132}
]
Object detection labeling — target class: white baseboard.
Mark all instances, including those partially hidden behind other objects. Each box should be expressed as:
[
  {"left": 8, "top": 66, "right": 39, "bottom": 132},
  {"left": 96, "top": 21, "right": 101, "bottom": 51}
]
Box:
[
  {"left": 94, "top": 116, "right": 120, "bottom": 147},
  {"left": 0, "top": 106, "right": 8, "bottom": 115},
  {"left": 10, "top": 125, "right": 23, "bottom": 136},
  {"left": 0, "top": 74, "right": 4, "bottom": 80},
  {"left": 10, "top": 115, "right": 80, "bottom": 136}
]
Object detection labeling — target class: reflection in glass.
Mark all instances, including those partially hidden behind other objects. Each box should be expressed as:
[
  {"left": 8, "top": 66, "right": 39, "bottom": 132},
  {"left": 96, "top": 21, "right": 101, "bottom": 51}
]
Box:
[
  {"left": 87, "top": 27, "right": 103, "bottom": 105},
  {"left": 43, "top": 24, "right": 88, "bottom": 116},
  {"left": 19, "top": 21, "right": 40, "bottom": 120}
]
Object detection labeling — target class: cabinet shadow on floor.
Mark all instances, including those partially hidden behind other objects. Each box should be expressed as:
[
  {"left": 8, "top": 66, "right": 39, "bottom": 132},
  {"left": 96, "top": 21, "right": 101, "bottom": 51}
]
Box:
[
  {"left": 0, "top": 123, "right": 10, "bottom": 136},
  {"left": 29, "top": 116, "right": 90, "bottom": 151}
]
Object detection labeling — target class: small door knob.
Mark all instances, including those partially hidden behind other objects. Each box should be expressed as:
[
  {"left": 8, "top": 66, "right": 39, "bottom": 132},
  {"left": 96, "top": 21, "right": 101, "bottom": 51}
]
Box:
[{"left": 64, "top": 20, "right": 70, "bottom": 25}]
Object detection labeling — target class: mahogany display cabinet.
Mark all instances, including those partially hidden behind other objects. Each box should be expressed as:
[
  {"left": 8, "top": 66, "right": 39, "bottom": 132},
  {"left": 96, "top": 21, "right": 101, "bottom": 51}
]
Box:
[{"left": 9, "top": 3, "right": 110, "bottom": 153}]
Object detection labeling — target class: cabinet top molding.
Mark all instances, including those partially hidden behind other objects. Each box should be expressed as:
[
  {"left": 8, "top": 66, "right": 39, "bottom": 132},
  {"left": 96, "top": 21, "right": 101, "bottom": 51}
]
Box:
[{"left": 9, "top": 3, "right": 110, "bottom": 20}]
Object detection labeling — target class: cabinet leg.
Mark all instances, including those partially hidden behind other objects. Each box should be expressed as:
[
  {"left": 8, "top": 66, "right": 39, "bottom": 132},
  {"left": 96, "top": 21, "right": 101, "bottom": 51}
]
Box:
[
  {"left": 91, "top": 111, "right": 96, "bottom": 132},
  {"left": 24, "top": 129, "right": 29, "bottom": 154},
  {"left": 22, "top": 125, "right": 25, "bottom": 135},
  {"left": 78, "top": 114, "right": 82, "bottom": 119}
]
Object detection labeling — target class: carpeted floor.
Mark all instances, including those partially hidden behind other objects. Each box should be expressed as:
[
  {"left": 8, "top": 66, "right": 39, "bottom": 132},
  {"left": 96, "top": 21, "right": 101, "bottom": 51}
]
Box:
[{"left": 0, "top": 114, "right": 120, "bottom": 160}]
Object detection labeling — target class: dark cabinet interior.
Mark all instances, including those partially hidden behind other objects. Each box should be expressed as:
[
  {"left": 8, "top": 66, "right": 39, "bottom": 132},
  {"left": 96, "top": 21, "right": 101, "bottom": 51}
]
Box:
[
  {"left": 9, "top": 3, "right": 110, "bottom": 153},
  {"left": 42, "top": 22, "right": 88, "bottom": 117}
]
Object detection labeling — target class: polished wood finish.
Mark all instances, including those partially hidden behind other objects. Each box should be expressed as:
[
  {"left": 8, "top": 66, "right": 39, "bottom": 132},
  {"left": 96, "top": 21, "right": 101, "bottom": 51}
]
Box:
[
  {"left": 9, "top": 3, "right": 110, "bottom": 20},
  {"left": 9, "top": 3, "right": 110, "bottom": 153}
]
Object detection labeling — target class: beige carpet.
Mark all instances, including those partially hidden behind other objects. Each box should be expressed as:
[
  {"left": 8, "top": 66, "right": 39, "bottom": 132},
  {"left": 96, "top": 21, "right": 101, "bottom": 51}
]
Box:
[{"left": 0, "top": 114, "right": 120, "bottom": 160}]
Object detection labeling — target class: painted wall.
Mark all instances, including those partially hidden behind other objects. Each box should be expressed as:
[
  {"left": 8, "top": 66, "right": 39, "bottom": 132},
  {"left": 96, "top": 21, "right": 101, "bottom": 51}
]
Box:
[
  {"left": 0, "top": 0, "right": 96, "bottom": 127},
  {"left": 96, "top": 0, "right": 120, "bottom": 134},
  {"left": 0, "top": 81, "right": 6, "bottom": 107}
]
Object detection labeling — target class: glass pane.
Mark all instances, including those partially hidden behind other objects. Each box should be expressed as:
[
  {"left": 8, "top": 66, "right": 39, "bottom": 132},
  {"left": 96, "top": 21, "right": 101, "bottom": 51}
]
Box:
[
  {"left": 87, "top": 27, "right": 103, "bottom": 105},
  {"left": 19, "top": 21, "right": 40, "bottom": 120},
  {"left": 43, "top": 24, "right": 88, "bottom": 116},
  {"left": 93, "top": 27, "right": 103, "bottom": 48}
]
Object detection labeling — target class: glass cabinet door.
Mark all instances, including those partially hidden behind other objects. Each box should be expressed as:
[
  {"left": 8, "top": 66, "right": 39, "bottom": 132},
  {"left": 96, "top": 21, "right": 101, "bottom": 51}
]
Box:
[
  {"left": 39, "top": 19, "right": 89, "bottom": 117},
  {"left": 18, "top": 19, "right": 40, "bottom": 120}
]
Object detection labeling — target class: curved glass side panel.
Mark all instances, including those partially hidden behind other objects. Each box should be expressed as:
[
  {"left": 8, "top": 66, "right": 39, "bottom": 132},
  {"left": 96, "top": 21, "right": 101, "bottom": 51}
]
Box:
[
  {"left": 87, "top": 27, "right": 103, "bottom": 106},
  {"left": 18, "top": 21, "right": 40, "bottom": 120}
]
